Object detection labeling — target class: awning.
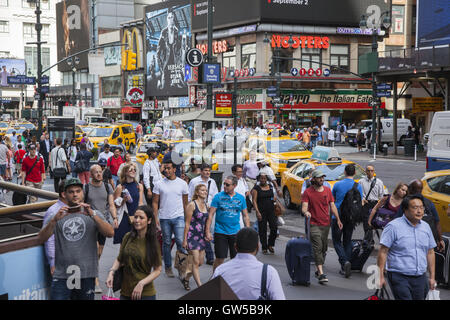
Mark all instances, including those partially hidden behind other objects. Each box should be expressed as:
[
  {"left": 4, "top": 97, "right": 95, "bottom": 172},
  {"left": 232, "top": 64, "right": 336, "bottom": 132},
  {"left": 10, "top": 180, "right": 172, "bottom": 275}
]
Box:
[{"left": 162, "top": 109, "right": 232, "bottom": 122}]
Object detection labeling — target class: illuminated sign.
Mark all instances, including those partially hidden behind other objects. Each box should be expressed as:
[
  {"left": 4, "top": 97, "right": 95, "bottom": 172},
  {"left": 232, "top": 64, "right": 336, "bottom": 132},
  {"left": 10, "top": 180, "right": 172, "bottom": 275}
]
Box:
[
  {"left": 121, "top": 27, "right": 144, "bottom": 71},
  {"left": 271, "top": 34, "right": 330, "bottom": 49},
  {"left": 196, "top": 40, "right": 229, "bottom": 55}
]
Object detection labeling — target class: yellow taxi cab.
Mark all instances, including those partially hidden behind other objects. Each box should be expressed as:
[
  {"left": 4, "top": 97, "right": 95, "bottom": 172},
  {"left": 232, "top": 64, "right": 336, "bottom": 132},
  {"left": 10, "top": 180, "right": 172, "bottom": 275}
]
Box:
[
  {"left": 140, "top": 134, "right": 159, "bottom": 143},
  {"left": 0, "top": 122, "right": 9, "bottom": 136},
  {"left": 75, "top": 124, "right": 100, "bottom": 143},
  {"left": 267, "top": 129, "right": 291, "bottom": 137},
  {"left": 4, "top": 127, "right": 26, "bottom": 140},
  {"left": 17, "top": 121, "right": 36, "bottom": 131},
  {"left": 422, "top": 169, "right": 450, "bottom": 232},
  {"left": 280, "top": 147, "right": 366, "bottom": 208},
  {"left": 136, "top": 139, "right": 218, "bottom": 170},
  {"left": 87, "top": 123, "right": 136, "bottom": 152},
  {"left": 242, "top": 136, "right": 312, "bottom": 178}
]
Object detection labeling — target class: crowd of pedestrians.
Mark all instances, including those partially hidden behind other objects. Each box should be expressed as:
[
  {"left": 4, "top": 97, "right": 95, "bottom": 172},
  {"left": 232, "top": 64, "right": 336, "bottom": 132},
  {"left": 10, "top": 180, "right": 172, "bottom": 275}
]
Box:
[{"left": 6, "top": 122, "right": 437, "bottom": 301}]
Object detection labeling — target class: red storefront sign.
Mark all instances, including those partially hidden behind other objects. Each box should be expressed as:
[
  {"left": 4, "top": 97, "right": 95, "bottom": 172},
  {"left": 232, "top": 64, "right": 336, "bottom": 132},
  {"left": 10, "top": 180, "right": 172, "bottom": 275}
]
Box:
[
  {"left": 271, "top": 34, "right": 330, "bottom": 49},
  {"left": 121, "top": 107, "right": 141, "bottom": 114},
  {"left": 215, "top": 93, "right": 233, "bottom": 118}
]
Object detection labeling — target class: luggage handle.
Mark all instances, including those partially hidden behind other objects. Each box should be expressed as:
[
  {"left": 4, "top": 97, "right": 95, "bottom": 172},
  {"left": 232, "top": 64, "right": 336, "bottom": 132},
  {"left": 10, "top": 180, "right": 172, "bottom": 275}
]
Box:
[{"left": 304, "top": 217, "right": 311, "bottom": 241}]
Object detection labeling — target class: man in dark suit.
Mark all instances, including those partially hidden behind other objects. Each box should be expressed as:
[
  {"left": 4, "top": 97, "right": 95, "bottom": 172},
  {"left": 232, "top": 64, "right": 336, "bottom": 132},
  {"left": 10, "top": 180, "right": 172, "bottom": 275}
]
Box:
[{"left": 40, "top": 133, "right": 52, "bottom": 172}]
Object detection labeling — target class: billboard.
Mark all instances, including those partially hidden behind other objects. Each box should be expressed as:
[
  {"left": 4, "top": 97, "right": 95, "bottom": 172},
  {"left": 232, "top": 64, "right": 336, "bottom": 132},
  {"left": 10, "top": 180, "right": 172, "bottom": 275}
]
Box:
[
  {"left": 145, "top": 0, "right": 191, "bottom": 98},
  {"left": 417, "top": 0, "right": 450, "bottom": 47},
  {"left": 56, "top": 0, "right": 91, "bottom": 72},
  {"left": 0, "top": 59, "right": 26, "bottom": 87},
  {"left": 192, "top": 0, "right": 390, "bottom": 32}
]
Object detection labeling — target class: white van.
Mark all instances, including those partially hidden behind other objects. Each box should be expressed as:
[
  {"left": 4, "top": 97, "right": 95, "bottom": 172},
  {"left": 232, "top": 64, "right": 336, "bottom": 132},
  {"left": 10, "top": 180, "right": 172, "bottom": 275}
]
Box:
[
  {"left": 346, "top": 118, "right": 412, "bottom": 146},
  {"left": 426, "top": 111, "right": 450, "bottom": 172}
]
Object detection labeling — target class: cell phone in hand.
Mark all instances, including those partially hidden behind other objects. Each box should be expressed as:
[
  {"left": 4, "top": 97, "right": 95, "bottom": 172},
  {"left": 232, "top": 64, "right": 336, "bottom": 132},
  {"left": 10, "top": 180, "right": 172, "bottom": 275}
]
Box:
[{"left": 67, "top": 206, "right": 81, "bottom": 213}]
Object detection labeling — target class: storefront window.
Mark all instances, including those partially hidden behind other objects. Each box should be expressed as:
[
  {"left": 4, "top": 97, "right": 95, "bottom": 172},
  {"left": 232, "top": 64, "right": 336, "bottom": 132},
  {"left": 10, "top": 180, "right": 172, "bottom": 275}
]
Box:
[
  {"left": 330, "top": 45, "right": 349, "bottom": 74},
  {"left": 301, "top": 48, "right": 321, "bottom": 70},
  {"left": 101, "top": 76, "right": 122, "bottom": 98},
  {"left": 223, "top": 46, "right": 236, "bottom": 70},
  {"left": 241, "top": 43, "right": 256, "bottom": 69}
]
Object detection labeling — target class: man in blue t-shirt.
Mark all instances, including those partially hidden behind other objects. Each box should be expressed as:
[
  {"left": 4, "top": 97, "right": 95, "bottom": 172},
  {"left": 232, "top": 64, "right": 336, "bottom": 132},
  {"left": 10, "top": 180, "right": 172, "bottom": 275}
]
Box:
[
  {"left": 332, "top": 164, "right": 364, "bottom": 278},
  {"left": 206, "top": 175, "right": 250, "bottom": 272}
]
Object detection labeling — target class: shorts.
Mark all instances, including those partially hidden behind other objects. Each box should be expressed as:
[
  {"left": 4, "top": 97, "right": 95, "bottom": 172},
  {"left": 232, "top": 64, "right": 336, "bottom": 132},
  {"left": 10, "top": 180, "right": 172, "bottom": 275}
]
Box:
[
  {"left": 0, "top": 164, "right": 6, "bottom": 176},
  {"left": 214, "top": 233, "right": 237, "bottom": 259}
]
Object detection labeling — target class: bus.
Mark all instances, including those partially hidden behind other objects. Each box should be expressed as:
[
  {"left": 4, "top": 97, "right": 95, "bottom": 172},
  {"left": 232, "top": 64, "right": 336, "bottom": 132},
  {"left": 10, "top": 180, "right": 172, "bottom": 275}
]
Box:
[{"left": 426, "top": 111, "right": 450, "bottom": 171}]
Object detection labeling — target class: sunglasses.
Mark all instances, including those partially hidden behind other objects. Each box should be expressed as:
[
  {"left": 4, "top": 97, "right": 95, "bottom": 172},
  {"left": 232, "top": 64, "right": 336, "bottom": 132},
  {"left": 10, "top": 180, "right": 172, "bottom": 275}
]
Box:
[
  {"left": 223, "top": 183, "right": 231, "bottom": 187},
  {"left": 128, "top": 168, "right": 136, "bottom": 172}
]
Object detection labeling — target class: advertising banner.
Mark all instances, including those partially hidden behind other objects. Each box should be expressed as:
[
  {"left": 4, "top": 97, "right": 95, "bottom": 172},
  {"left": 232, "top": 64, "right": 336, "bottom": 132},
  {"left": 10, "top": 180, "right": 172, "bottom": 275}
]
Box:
[
  {"left": 0, "top": 246, "right": 51, "bottom": 300},
  {"left": 145, "top": 0, "right": 191, "bottom": 97},
  {"left": 192, "top": 0, "right": 390, "bottom": 32},
  {"left": 215, "top": 93, "right": 233, "bottom": 117},
  {"left": 0, "top": 59, "right": 26, "bottom": 87},
  {"left": 412, "top": 97, "right": 444, "bottom": 113},
  {"left": 56, "top": 0, "right": 91, "bottom": 72},
  {"left": 417, "top": 0, "right": 450, "bottom": 47}
]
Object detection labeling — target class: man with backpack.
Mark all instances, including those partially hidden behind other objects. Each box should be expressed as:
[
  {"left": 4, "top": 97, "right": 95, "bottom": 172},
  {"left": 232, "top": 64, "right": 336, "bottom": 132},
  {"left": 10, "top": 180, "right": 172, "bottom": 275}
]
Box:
[
  {"left": 14, "top": 143, "right": 26, "bottom": 176},
  {"left": 85, "top": 164, "right": 118, "bottom": 294},
  {"left": 21, "top": 144, "right": 46, "bottom": 203},
  {"left": 49, "top": 138, "right": 71, "bottom": 193},
  {"left": 331, "top": 164, "right": 364, "bottom": 278}
]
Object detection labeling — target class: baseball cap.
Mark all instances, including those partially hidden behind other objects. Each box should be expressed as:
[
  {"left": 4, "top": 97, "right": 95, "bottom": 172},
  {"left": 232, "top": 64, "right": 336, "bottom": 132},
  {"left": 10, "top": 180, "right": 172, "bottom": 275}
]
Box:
[
  {"left": 311, "top": 170, "right": 326, "bottom": 178},
  {"left": 64, "top": 177, "right": 83, "bottom": 190},
  {"left": 98, "top": 158, "right": 107, "bottom": 166}
]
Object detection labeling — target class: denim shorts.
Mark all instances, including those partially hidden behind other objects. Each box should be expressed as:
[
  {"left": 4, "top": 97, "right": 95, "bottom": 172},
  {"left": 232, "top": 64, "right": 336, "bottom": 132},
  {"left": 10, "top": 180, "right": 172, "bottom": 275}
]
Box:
[{"left": 0, "top": 164, "right": 6, "bottom": 176}]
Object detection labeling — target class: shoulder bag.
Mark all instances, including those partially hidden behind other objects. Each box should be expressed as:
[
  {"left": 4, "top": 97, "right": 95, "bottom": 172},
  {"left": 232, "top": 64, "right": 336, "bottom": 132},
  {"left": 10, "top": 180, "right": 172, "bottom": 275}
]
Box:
[
  {"left": 52, "top": 148, "right": 67, "bottom": 178},
  {"left": 112, "top": 234, "right": 132, "bottom": 292},
  {"left": 258, "top": 264, "right": 269, "bottom": 300},
  {"left": 371, "top": 195, "right": 397, "bottom": 229}
]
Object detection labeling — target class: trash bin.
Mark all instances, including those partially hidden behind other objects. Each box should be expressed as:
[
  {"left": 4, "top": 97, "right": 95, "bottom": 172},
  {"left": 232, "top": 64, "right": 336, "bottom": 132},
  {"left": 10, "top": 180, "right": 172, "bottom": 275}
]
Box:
[
  {"left": 210, "top": 171, "right": 224, "bottom": 190},
  {"left": 404, "top": 138, "right": 415, "bottom": 156},
  {"left": 382, "top": 144, "right": 388, "bottom": 156}
]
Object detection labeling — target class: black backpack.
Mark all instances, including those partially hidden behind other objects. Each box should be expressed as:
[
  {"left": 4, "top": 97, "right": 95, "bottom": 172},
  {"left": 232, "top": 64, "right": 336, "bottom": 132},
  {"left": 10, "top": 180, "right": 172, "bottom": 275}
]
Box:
[
  {"left": 340, "top": 182, "right": 363, "bottom": 227},
  {"left": 340, "top": 125, "right": 345, "bottom": 133}
]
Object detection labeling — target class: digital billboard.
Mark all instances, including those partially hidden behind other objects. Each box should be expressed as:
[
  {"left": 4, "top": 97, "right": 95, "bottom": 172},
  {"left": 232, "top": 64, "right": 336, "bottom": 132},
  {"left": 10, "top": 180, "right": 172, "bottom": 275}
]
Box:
[
  {"left": 0, "top": 59, "right": 26, "bottom": 87},
  {"left": 191, "top": 0, "right": 390, "bottom": 32},
  {"left": 56, "top": 0, "right": 91, "bottom": 72},
  {"left": 145, "top": 0, "right": 191, "bottom": 98},
  {"left": 417, "top": 0, "right": 450, "bottom": 47}
]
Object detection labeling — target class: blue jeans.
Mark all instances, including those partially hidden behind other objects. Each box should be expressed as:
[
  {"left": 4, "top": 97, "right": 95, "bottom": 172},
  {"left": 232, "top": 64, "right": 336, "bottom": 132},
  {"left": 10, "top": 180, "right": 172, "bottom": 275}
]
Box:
[
  {"left": 112, "top": 175, "right": 119, "bottom": 187},
  {"left": 69, "top": 160, "right": 77, "bottom": 178},
  {"left": 331, "top": 218, "right": 353, "bottom": 268},
  {"left": 50, "top": 277, "right": 95, "bottom": 300},
  {"left": 160, "top": 216, "right": 186, "bottom": 269},
  {"left": 387, "top": 272, "right": 428, "bottom": 300}
]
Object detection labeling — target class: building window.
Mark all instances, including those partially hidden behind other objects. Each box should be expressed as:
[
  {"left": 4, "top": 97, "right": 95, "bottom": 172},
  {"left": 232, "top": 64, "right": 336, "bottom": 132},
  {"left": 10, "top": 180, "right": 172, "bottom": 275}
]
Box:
[
  {"left": 278, "top": 48, "right": 293, "bottom": 73},
  {"left": 223, "top": 46, "right": 236, "bottom": 71},
  {"left": 301, "top": 48, "right": 321, "bottom": 70},
  {"left": 330, "top": 45, "right": 349, "bottom": 74},
  {"left": 0, "top": 0, "right": 8, "bottom": 7},
  {"left": 22, "top": 0, "right": 49, "bottom": 9},
  {"left": 384, "top": 45, "right": 404, "bottom": 58},
  {"left": 101, "top": 76, "right": 122, "bottom": 98},
  {"left": 391, "top": 5, "right": 405, "bottom": 34},
  {"left": 358, "top": 45, "right": 372, "bottom": 57},
  {"left": 0, "top": 21, "right": 8, "bottom": 33},
  {"left": 24, "top": 23, "right": 49, "bottom": 39},
  {"left": 24, "top": 46, "right": 50, "bottom": 77},
  {"left": 241, "top": 43, "right": 256, "bottom": 69}
]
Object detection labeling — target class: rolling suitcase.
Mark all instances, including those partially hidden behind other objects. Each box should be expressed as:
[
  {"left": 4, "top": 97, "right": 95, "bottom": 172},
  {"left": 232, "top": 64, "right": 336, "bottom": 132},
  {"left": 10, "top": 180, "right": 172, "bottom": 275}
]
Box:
[
  {"left": 285, "top": 218, "right": 312, "bottom": 286},
  {"left": 350, "top": 239, "right": 374, "bottom": 272},
  {"left": 435, "top": 235, "right": 450, "bottom": 287}
]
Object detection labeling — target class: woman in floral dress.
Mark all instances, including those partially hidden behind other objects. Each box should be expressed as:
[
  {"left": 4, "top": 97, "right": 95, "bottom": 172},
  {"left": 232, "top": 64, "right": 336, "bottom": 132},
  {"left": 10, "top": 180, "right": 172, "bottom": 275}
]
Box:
[{"left": 182, "top": 184, "right": 209, "bottom": 290}]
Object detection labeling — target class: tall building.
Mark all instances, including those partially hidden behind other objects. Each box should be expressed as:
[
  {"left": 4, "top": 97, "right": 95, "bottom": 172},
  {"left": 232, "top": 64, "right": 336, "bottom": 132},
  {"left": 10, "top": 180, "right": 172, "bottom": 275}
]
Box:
[{"left": 0, "top": 0, "right": 60, "bottom": 118}]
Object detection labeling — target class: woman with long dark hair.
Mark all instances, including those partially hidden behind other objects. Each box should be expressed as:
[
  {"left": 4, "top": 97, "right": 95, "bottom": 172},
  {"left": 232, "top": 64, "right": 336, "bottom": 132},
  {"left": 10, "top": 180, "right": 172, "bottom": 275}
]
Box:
[
  {"left": 106, "top": 205, "right": 162, "bottom": 300},
  {"left": 252, "top": 173, "right": 278, "bottom": 255}
]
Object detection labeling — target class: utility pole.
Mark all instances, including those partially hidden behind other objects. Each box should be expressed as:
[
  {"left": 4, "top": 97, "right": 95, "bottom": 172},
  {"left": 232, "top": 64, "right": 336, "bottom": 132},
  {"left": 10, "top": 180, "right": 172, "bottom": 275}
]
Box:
[
  {"left": 205, "top": 0, "right": 213, "bottom": 148},
  {"left": 233, "top": 75, "right": 237, "bottom": 164}
]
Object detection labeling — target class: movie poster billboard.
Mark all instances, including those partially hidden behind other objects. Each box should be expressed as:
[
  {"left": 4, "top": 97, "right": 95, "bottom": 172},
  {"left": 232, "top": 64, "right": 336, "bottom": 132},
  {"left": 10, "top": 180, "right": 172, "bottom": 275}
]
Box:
[
  {"left": 56, "top": 0, "right": 91, "bottom": 72},
  {"left": 417, "top": 0, "right": 450, "bottom": 47},
  {"left": 145, "top": 0, "right": 191, "bottom": 97},
  {"left": 0, "top": 59, "right": 26, "bottom": 87}
]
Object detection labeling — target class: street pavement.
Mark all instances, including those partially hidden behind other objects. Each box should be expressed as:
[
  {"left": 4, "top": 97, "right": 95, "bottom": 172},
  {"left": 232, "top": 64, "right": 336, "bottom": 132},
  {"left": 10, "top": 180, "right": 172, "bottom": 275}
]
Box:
[{"left": 9, "top": 142, "right": 450, "bottom": 300}]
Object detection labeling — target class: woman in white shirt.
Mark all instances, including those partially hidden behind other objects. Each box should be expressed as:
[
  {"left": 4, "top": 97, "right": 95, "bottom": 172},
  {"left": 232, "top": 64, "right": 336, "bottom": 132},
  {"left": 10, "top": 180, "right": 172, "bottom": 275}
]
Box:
[{"left": 68, "top": 139, "right": 78, "bottom": 178}]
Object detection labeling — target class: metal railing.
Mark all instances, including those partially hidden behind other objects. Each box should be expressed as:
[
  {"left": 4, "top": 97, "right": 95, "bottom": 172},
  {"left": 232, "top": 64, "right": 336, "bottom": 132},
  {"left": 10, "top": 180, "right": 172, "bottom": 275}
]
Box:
[{"left": 378, "top": 45, "right": 450, "bottom": 72}]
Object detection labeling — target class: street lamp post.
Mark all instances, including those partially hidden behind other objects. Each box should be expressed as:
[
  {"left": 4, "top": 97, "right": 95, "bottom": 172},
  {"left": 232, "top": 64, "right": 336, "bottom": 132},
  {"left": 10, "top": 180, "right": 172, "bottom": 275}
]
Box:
[
  {"left": 360, "top": 12, "right": 391, "bottom": 158},
  {"left": 67, "top": 57, "right": 80, "bottom": 107}
]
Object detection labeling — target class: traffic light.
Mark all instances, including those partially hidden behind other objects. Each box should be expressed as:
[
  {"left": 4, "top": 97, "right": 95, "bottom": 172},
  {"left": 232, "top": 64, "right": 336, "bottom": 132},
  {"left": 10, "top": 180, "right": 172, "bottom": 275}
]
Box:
[
  {"left": 127, "top": 51, "right": 137, "bottom": 71},
  {"left": 269, "top": 62, "right": 274, "bottom": 76},
  {"left": 121, "top": 49, "right": 128, "bottom": 70}
]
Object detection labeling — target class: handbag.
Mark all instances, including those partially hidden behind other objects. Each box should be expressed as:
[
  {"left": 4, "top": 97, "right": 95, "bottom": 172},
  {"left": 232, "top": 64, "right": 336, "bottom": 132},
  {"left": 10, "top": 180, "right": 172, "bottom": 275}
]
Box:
[
  {"left": 174, "top": 250, "right": 193, "bottom": 280},
  {"left": 274, "top": 197, "right": 285, "bottom": 217},
  {"left": 112, "top": 235, "right": 132, "bottom": 292},
  {"left": 53, "top": 148, "right": 67, "bottom": 178},
  {"left": 102, "top": 288, "right": 119, "bottom": 300},
  {"left": 365, "top": 286, "right": 391, "bottom": 300}
]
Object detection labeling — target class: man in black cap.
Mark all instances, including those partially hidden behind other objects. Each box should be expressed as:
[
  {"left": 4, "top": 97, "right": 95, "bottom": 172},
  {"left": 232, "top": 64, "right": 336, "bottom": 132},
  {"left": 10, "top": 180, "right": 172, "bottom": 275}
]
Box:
[
  {"left": 212, "top": 227, "right": 285, "bottom": 300},
  {"left": 37, "top": 178, "right": 114, "bottom": 300}
]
